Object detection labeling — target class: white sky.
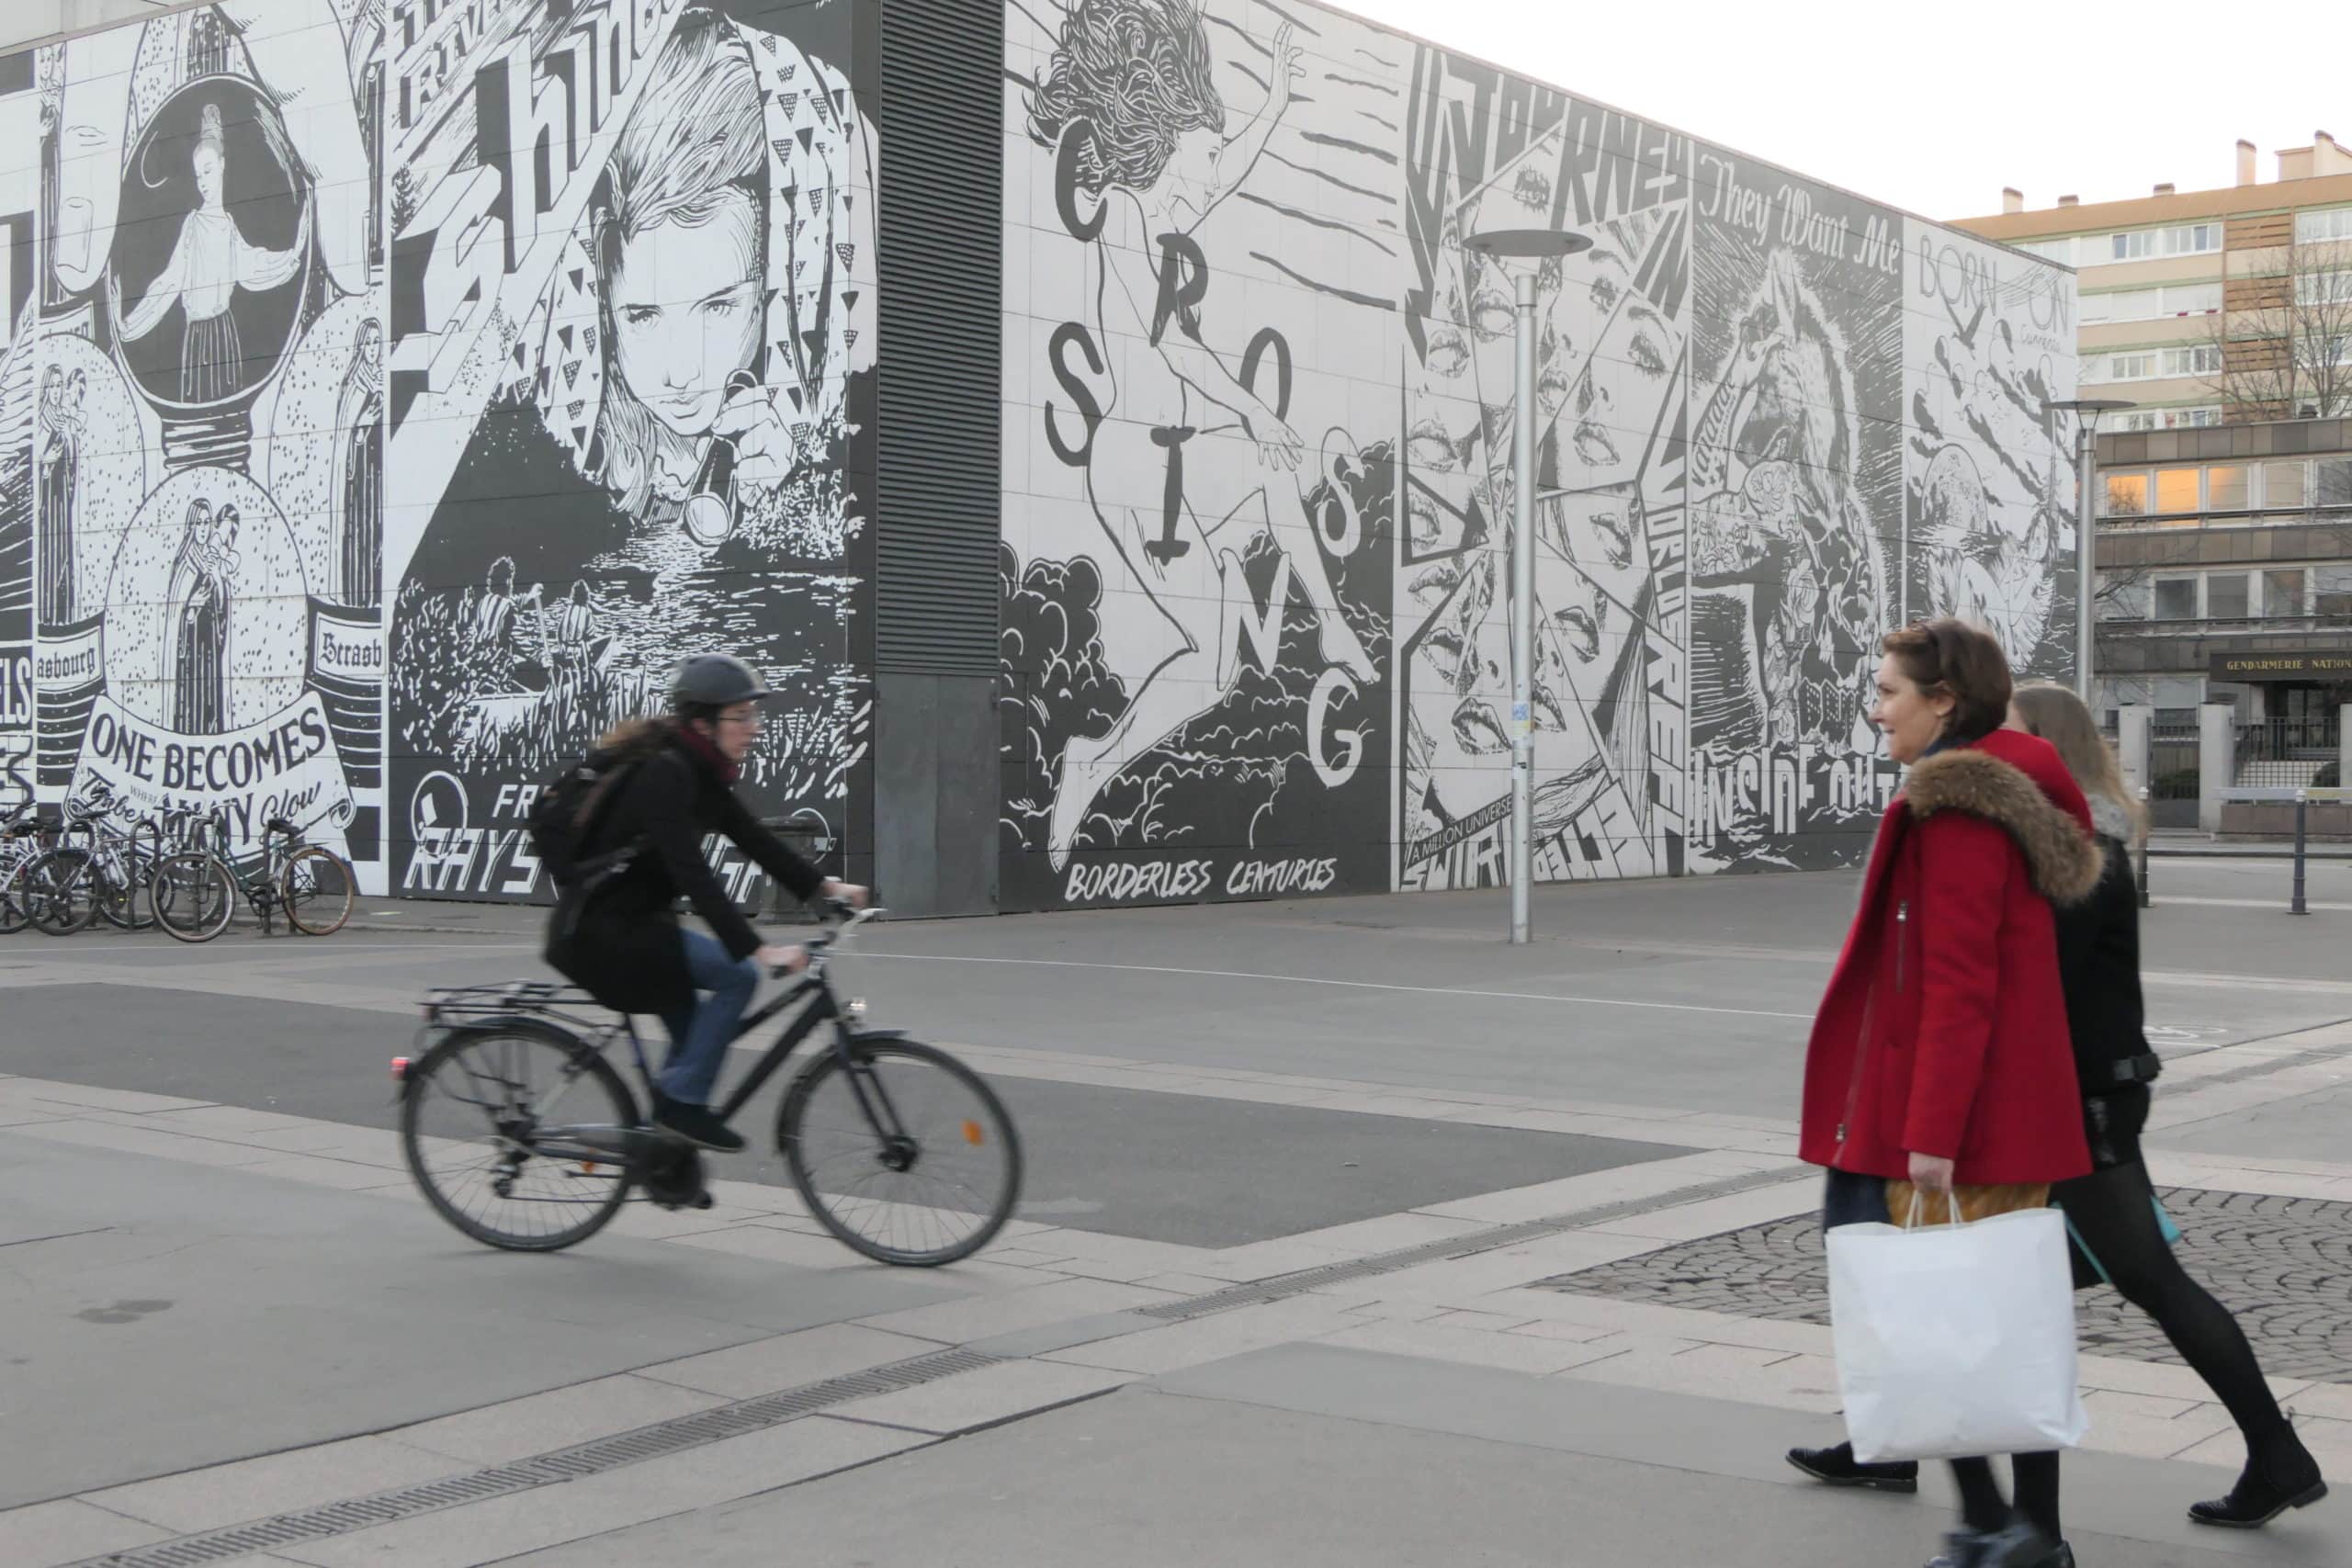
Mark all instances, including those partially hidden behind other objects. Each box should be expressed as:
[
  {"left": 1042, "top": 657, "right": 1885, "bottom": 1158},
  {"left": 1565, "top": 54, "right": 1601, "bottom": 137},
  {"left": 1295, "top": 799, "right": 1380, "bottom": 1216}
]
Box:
[{"left": 1341, "top": 0, "right": 2344, "bottom": 223}]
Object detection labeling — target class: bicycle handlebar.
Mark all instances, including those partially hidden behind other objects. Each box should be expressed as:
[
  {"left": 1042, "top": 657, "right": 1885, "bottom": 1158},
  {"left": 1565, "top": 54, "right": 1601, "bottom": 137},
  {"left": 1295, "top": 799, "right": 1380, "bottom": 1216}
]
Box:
[{"left": 768, "top": 900, "right": 881, "bottom": 976}]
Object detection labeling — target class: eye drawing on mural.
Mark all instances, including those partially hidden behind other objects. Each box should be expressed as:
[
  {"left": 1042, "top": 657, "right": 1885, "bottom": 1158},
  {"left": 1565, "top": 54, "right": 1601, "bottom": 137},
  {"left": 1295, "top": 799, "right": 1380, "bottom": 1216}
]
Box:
[
  {"left": 112, "top": 102, "right": 311, "bottom": 407},
  {"left": 1020, "top": 0, "right": 1379, "bottom": 874}
]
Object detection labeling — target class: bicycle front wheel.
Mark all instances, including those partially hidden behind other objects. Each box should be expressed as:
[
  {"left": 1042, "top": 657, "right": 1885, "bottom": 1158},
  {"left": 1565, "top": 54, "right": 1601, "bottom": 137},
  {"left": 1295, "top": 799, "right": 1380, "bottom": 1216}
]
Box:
[
  {"left": 152, "top": 852, "right": 237, "bottom": 942},
  {"left": 401, "top": 1024, "right": 639, "bottom": 1252},
  {"left": 24, "top": 850, "right": 98, "bottom": 935},
  {"left": 0, "top": 853, "right": 34, "bottom": 935},
  {"left": 280, "top": 845, "right": 354, "bottom": 936},
  {"left": 94, "top": 851, "right": 156, "bottom": 931},
  {"left": 778, "top": 1037, "right": 1023, "bottom": 1266}
]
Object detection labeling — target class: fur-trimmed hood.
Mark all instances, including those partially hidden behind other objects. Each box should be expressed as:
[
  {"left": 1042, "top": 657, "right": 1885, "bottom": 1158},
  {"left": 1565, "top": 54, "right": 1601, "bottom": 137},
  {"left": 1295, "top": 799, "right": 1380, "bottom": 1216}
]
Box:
[{"left": 1905, "top": 741, "right": 2105, "bottom": 906}]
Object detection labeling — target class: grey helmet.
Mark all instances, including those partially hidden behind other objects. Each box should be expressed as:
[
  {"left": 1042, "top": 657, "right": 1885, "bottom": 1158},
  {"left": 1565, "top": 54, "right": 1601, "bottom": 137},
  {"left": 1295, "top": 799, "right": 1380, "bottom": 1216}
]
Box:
[{"left": 668, "top": 653, "right": 774, "bottom": 713}]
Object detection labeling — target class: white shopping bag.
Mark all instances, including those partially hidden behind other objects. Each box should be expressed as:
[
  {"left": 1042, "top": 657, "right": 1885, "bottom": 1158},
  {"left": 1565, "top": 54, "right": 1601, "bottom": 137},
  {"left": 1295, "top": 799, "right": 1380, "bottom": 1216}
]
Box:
[{"left": 1827, "top": 1205, "right": 2090, "bottom": 1462}]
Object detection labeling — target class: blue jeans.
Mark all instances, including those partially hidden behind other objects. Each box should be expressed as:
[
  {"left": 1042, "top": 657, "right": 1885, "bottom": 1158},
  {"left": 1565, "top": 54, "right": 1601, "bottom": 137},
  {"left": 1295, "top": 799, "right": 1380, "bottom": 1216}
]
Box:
[
  {"left": 1821, "top": 1168, "right": 1891, "bottom": 1231},
  {"left": 654, "top": 930, "right": 759, "bottom": 1107}
]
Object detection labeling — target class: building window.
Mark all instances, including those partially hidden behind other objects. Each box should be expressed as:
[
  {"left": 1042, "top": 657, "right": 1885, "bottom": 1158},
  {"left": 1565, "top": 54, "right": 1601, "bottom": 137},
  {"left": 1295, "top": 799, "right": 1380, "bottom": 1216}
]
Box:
[
  {"left": 2265, "top": 569, "right": 2307, "bottom": 616},
  {"left": 2316, "top": 565, "right": 2352, "bottom": 617},
  {"left": 2297, "top": 207, "right": 2352, "bottom": 244},
  {"left": 2017, "top": 238, "right": 2075, "bottom": 265},
  {"left": 2154, "top": 578, "right": 2199, "bottom": 619},
  {"left": 2103, "top": 472, "right": 2150, "bottom": 516},
  {"left": 2319, "top": 457, "right": 2352, "bottom": 508},
  {"left": 2111, "top": 230, "right": 2158, "bottom": 261},
  {"left": 2263, "top": 461, "right": 2309, "bottom": 508},
  {"left": 2160, "top": 344, "right": 2221, "bottom": 378},
  {"left": 2154, "top": 468, "right": 2200, "bottom": 513},
  {"left": 2085, "top": 351, "right": 2159, "bottom": 384},
  {"left": 2165, "top": 223, "right": 2221, "bottom": 255},
  {"left": 2293, "top": 333, "right": 2352, "bottom": 371},
  {"left": 2206, "top": 465, "right": 2248, "bottom": 510},
  {"left": 2207, "top": 572, "right": 2251, "bottom": 620},
  {"left": 2181, "top": 406, "right": 2223, "bottom": 428},
  {"left": 2295, "top": 270, "right": 2352, "bottom": 307}
]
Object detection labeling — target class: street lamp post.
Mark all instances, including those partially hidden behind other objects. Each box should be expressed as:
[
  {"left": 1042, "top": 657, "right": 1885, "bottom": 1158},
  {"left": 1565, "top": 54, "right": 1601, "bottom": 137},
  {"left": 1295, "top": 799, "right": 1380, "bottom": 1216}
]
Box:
[
  {"left": 2045, "top": 397, "right": 2136, "bottom": 703},
  {"left": 1464, "top": 228, "right": 1591, "bottom": 946}
]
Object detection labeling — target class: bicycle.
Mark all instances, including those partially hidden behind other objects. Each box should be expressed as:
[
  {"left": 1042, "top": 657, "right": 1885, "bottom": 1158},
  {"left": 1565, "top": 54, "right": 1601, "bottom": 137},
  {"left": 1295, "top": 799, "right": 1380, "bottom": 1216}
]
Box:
[
  {"left": 0, "top": 808, "right": 54, "bottom": 936},
  {"left": 397, "top": 904, "right": 1023, "bottom": 1264},
  {"left": 150, "top": 813, "right": 356, "bottom": 942}
]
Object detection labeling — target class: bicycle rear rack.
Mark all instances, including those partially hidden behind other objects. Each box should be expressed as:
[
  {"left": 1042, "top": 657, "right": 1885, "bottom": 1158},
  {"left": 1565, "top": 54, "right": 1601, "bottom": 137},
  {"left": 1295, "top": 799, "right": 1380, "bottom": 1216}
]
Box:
[{"left": 420, "top": 979, "right": 616, "bottom": 1034}]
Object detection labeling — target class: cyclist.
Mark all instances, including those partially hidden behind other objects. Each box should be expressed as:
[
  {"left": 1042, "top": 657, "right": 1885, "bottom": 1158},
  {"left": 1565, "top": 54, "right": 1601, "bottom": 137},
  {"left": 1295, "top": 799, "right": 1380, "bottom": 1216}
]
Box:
[{"left": 546, "top": 653, "right": 865, "bottom": 1151}]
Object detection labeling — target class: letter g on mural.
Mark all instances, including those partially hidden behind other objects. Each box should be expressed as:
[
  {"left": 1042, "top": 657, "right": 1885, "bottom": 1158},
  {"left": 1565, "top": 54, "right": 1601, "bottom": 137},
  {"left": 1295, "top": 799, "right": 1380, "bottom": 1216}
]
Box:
[{"left": 0, "top": 0, "right": 2078, "bottom": 908}]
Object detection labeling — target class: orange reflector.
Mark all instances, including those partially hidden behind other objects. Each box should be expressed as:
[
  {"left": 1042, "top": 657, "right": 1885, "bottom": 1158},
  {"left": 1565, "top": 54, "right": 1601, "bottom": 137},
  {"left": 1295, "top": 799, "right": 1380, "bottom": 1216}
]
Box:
[
  {"left": 390, "top": 1056, "right": 410, "bottom": 1081},
  {"left": 581, "top": 1160, "right": 599, "bottom": 1174},
  {"left": 962, "top": 1119, "right": 985, "bottom": 1146}
]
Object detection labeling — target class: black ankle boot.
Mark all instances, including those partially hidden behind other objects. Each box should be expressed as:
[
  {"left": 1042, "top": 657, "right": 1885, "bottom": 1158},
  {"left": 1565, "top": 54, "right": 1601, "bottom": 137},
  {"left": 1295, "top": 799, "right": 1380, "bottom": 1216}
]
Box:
[
  {"left": 1786, "top": 1440, "right": 1919, "bottom": 1493},
  {"left": 1923, "top": 1519, "right": 2059, "bottom": 1568},
  {"left": 2189, "top": 1437, "right": 2326, "bottom": 1528}
]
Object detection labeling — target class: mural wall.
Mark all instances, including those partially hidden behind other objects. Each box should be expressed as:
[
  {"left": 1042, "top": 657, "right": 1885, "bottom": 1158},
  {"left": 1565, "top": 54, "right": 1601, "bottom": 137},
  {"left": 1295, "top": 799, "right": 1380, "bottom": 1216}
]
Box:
[
  {"left": 999, "top": 0, "right": 2079, "bottom": 908},
  {"left": 0, "top": 1, "right": 876, "bottom": 898}
]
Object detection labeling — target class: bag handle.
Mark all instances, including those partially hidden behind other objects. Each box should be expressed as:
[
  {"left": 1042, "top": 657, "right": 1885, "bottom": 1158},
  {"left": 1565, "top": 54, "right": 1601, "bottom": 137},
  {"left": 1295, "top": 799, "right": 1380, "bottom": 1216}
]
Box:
[{"left": 1899, "top": 1185, "right": 1966, "bottom": 1231}]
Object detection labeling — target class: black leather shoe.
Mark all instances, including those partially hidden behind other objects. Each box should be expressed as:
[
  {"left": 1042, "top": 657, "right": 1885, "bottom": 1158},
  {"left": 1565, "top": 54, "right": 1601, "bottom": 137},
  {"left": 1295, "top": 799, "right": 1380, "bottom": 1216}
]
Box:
[
  {"left": 2189, "top": 1445, "right": 2326, "bottom": 1528},
  {"left": 651, "top": 1097, "right": 746, "bottom": 1153},
  {"left": 1786, "top": 1441, "right": 1919, "bottom": 1493},
  {"left": 1923, "top": 1520, "right": 2060, "bottom": 1568}
]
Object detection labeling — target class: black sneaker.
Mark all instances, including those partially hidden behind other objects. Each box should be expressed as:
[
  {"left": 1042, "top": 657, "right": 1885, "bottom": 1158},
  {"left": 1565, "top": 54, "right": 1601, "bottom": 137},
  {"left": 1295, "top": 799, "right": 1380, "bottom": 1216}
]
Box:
[
  {"left": 1923, "top": 1521, "right": 2061, "bottom": 1568},
  {"left": 1786, "top": 1441, "right": 1919, "bottom": 1493},
  {"left": 651, "top": 1098, "right": 745, "bottom": 1153}
]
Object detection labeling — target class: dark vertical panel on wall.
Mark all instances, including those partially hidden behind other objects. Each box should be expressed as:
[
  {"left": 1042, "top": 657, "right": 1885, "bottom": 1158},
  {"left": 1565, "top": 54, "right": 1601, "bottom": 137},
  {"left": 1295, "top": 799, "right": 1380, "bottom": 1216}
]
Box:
[
  {"left": 872, "top": 0, "right": 1001, "bottom": 915},
  {"left": 875, "top": 0, "right": 1001, "bottom": 674}
]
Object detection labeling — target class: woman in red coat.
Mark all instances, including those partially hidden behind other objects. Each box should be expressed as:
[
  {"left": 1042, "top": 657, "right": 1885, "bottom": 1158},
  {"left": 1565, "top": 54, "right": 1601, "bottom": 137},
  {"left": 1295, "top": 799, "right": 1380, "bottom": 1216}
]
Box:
[{"left": 1796, "top": 619, "right": 2102, "bottom": 1568}]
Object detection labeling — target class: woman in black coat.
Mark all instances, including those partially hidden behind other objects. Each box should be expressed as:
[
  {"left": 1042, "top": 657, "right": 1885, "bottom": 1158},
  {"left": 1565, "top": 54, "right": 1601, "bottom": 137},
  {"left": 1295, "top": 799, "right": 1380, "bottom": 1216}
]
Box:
[
  {"left": 1792, "top": 687, "right": 2327, "bottom": 1561},
  {"left": 546, "top": 653, "right": 864, "bottom": 1152}
]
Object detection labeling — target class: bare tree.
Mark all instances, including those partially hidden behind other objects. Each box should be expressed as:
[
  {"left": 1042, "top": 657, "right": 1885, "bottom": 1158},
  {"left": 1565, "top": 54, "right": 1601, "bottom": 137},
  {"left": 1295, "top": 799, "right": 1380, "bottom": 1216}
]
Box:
[{"left": 2204, "top": 231, "right": 2352, "bottom": 420}]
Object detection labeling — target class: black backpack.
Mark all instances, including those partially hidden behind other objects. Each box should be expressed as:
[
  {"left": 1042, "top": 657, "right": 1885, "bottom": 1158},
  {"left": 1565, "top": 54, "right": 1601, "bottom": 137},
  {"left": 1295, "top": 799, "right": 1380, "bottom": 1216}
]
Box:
[{"left": 528, "top": 741, "right": 646, "bottom": 892}]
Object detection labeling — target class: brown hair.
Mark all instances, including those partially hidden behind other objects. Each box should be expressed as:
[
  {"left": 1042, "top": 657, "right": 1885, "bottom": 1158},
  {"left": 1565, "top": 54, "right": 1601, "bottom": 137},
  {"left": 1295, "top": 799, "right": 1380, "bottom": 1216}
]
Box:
[
  {"left": 2013, "top": 682, "right": 2149, "bottom": 844},
  {"left": 1881, "top": 618, "right": 2013, "bottom": 744}
]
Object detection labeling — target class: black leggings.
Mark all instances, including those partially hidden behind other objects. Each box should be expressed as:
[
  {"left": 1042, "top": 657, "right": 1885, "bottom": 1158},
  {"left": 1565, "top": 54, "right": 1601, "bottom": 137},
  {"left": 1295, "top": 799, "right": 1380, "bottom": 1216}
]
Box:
[{"left": 1951, "top": 1157, "right": 2292, "bottom": 1538}]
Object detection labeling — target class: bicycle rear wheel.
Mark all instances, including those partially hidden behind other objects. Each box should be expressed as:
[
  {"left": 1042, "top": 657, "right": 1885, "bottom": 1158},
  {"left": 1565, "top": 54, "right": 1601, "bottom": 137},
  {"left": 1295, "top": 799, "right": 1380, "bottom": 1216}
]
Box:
[
  {"left": 94, "top": 850, "right": 156, "bottom": 931},
  {"left": 778, "top": 1037, "right": 1023, "bottom": 1266},
  {"left": 152, "top": 852, "right": 237, "bottom": 942},
  {"left": 24, "top": 850, "right": 98, "bottom": 935},
  {"left": 280, "top": 845, "right": 354, "bottom": 936},
  {"left": 401, "top": 1024, "right": 638, "bottom": 1251},
  {"left": 0, "top": 852, "right": 33, "bottom": 935}
]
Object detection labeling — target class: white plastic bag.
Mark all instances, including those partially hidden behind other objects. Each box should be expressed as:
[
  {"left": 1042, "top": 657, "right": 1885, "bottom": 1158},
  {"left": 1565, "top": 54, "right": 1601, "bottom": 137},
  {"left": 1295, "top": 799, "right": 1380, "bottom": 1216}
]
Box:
[{"left": 1827, "top": 1205, "right": 2090, "bottom": 1461}]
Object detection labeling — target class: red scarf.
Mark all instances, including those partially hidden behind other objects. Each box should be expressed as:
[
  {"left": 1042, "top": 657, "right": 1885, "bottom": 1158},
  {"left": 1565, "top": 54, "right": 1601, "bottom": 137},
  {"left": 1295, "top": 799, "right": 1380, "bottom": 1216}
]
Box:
[{"left": 673, "top": 720, "right": 741, "bottom": 787}]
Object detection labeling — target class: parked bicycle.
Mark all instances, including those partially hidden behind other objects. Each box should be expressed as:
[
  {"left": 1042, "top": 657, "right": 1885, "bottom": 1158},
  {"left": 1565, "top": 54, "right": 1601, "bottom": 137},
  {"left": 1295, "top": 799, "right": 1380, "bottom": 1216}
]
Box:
[
  {"left": 151, "top": 812, "right": 355, "bottom": 942},
  {"left": 397, "top": 904, "right": 1023, "bottom": 1264},
  {"left": 0, "top": 807, "right": 54, "bottom": 936},
  {"left": 4, "top": 794, "right": 168, "bottom": 936}
]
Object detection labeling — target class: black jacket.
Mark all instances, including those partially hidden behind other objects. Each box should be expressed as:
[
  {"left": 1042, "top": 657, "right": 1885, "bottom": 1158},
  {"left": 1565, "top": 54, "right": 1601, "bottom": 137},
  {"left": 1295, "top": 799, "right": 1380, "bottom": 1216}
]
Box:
[
  {"left": 2052, "top": 811, "right": 2155, "bottom": 1097},
  {"left": 544, "top": 727, "right": 823, "bottom": 1016}
]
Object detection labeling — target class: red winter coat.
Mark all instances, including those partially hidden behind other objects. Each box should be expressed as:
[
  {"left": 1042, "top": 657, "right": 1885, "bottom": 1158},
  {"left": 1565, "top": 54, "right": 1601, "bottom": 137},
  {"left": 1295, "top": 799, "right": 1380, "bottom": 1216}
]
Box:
[{"left": 1799, "top": 729, "right": 2104, "bottom": 1186}]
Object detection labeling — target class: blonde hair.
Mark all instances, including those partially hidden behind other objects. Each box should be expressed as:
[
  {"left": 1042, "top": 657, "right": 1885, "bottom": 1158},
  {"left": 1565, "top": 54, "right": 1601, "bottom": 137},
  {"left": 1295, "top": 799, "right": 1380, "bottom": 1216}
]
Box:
[{"left": 2013, "top": 682, "right": 2148, "bottom": 844}]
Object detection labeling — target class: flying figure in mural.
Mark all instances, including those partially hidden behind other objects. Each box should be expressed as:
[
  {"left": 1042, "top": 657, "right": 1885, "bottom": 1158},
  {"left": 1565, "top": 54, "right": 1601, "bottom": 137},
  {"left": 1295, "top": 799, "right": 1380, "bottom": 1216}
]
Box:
[
  {"left": 113, "top": 103, "right": 311, "bottom": 405},
  {"left": 1027, "top": 0, "right": 1376, "bottom": 868},
  {"left": 37, "top": 367, "right": 86, "bottom": 626},
  {"left": 164, "top": 498, "right": 241, "bottom": 736}
]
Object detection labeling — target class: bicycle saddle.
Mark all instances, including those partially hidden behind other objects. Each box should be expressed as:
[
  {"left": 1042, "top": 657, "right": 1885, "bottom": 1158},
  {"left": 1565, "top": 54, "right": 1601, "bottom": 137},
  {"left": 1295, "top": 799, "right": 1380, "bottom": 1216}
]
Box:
[{"left": 266, "top": 816, "right": 300, "bottom": 835}]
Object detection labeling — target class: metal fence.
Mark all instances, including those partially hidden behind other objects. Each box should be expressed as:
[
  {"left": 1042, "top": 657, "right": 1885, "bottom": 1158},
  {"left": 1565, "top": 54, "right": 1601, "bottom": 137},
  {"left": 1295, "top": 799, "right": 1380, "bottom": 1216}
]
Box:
[
  {"left": 2149, "top": 716, "right": 2202, "bottom": 830},
  {"left": 2234, "top": 716, "right": 2342, "bottom": 791}
]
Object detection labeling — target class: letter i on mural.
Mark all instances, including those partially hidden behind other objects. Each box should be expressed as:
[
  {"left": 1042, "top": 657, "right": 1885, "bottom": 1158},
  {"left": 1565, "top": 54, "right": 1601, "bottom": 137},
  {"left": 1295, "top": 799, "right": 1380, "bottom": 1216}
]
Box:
[{"left": 4, "top": 3, "right": 381, "bottom": 874}]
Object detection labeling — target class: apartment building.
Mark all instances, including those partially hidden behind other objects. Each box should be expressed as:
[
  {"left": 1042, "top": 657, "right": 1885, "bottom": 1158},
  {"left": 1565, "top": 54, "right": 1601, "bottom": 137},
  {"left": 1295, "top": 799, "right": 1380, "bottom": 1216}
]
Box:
[
  {"left": 1955, "top": 135, "right": 2352, "bottom": 432},
  {"left": 2088, "top": 414, "right": 2350, "bottom": 783}
]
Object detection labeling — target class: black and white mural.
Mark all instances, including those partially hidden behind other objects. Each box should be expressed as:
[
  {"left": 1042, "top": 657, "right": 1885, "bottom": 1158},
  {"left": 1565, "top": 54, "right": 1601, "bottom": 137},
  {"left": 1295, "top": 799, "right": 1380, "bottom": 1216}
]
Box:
[
  {"left": 1, "top": 0, "right": 2073, "bottom": 911},
  {"left": 383, "top": 0, "right": 875, "bottom": 902},
  {"left": 1000, "top": 0, "right": 2076, "bottom": 908},
  {"left": 0, "top": 1, "right": 876, "bottom": 899},
  {"left": 0, "top": 3, "right": 380, "bottom": 865}
]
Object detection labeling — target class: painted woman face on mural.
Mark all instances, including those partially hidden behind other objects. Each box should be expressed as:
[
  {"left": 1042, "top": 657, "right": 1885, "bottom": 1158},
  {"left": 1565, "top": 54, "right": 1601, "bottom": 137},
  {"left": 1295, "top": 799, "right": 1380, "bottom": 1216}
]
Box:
[
  {"left": 607, "top": 187, "right": 763, "bottom": 442},
  {"left": 192, "top": 141, "right": 224, "bottom": 209}
]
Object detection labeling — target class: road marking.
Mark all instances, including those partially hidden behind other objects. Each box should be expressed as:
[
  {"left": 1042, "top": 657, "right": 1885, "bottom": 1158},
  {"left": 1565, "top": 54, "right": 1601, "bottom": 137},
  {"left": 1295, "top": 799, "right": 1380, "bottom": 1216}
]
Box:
[
  {"left": 2151, "top": 896, "right": 2352, "bottom": 913},
  {"left": 851, "top": 952, "right": 1815, "bottom": 1021}
]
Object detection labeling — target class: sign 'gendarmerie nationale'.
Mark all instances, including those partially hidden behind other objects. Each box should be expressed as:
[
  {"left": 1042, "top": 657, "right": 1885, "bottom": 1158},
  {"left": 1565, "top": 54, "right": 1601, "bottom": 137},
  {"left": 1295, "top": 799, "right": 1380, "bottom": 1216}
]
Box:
[{"left": 2210, "top": 650, "right": 2352, "bottom": 681}]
